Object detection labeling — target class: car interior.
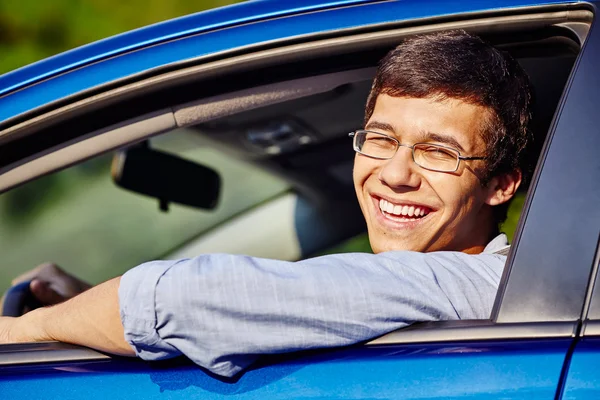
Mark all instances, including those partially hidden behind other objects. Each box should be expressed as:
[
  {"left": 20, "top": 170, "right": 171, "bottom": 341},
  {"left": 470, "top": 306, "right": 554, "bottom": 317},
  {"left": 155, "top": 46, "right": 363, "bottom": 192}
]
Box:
[{"left": 0, "top": 8, "right": 591, "bottom": 319}]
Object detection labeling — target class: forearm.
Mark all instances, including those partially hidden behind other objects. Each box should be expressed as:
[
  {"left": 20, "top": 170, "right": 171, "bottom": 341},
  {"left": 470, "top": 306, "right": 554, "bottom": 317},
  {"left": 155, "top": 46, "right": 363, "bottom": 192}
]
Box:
[{"left": 10, "top": 277, "right": 134, "bottom": 356}]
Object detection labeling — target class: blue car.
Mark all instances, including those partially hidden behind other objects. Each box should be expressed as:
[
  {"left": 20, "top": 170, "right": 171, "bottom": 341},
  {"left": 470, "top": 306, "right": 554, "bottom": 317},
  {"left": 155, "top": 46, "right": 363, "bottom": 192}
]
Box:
[{"left": 1, "top": 0, "right": 600, "bottom": 398}]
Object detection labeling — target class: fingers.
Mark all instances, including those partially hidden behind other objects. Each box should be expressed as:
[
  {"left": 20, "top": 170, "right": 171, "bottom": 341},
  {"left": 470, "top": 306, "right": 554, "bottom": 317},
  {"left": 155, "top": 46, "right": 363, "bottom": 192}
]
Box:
[
  {"left": 12, "top": 263, "right": 62, "bottom": 286},
  {"left": 29, "top": 279, "right": 67, "bottom": 306},
  {"left": 12, "top": 263, "right": 91, "bottom": 299}
]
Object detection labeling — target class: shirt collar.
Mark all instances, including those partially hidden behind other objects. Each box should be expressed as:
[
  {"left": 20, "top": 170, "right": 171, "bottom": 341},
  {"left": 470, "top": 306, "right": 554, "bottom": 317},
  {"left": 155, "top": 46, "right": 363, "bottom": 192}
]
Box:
[{"left": 483, "top": 233, "right": 510, "bottom": 254}]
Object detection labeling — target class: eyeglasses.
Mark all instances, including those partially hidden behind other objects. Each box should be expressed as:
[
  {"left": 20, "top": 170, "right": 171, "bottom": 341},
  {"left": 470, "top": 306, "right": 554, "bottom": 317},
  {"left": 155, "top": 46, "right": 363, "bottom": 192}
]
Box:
[{"left": 349, "top": 130, "right": 486, "bottom": 173}]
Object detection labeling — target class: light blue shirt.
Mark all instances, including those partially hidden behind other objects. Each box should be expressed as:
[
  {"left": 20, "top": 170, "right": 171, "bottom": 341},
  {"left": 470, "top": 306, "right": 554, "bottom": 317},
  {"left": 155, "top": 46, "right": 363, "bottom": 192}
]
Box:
[{"left": 119, "top": 235, "right": 507, "bottom": 377}]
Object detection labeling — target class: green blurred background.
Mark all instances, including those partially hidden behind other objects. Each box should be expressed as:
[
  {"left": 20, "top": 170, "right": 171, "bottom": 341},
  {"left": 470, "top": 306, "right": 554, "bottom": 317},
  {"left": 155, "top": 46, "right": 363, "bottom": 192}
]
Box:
[{"left": 0, "top": 0, "right": 243, "bottom": 75}]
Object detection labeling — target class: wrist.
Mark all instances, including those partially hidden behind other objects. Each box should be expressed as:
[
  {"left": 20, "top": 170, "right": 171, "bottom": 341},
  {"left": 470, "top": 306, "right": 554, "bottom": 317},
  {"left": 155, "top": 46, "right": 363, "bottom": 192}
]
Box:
[{"left": 14, "top": 307, "right": 53, "bottom": 342}]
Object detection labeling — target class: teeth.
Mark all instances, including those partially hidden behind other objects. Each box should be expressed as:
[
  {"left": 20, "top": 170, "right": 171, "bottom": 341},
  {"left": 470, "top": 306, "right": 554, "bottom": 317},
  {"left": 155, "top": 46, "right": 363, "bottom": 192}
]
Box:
[
  {"left": 386, "top": 202, "right": 394, "bottom": 213},
  {"left": 378, "top": 199, "right": 430, "bottom": 217}
]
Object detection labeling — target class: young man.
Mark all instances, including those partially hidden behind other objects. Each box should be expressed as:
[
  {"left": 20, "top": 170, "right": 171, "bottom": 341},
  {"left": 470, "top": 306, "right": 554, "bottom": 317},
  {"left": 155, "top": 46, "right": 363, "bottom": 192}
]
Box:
[{"left": 0, "top": 30, "right": 532, "bottom": 378}]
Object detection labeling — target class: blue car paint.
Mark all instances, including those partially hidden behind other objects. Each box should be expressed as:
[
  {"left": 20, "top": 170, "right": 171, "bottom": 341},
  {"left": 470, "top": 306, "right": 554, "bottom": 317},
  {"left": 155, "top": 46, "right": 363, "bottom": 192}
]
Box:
[
  {"left": 557, "top": 338, "right": 600, "bottom": 399},
  {"left": 0, "top": 0, "right": 381, "bottom": 98},
  {"left": 0, "top": 0, "right": 579, "bottom": 125},
  {"left": 0, "top": 340, "right": 571, "bottom": 399}
]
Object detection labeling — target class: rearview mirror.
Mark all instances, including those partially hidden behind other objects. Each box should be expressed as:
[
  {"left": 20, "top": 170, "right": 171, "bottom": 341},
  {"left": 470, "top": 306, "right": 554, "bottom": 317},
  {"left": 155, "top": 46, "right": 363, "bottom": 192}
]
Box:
[{"left": 112, "top": 145, "right": 220, "bottom": 211}]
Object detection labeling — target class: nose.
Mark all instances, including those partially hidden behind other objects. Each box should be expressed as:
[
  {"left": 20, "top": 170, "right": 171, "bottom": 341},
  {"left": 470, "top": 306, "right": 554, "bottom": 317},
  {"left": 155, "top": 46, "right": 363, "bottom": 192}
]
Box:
[{"left": 378, "top": 146, "right": 421, "bottom": 189}]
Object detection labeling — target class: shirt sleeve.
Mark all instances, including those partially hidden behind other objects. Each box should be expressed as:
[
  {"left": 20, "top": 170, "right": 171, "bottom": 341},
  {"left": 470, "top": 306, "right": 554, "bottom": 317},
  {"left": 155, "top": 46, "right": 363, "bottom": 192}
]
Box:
[{"left": 118, "top": 251, "right": 505, "bottom": 377}]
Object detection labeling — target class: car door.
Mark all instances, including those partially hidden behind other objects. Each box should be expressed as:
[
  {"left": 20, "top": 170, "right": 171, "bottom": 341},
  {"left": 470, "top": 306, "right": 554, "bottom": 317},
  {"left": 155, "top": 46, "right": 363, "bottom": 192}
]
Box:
[
  {"left": 1, "top": 1, "right": 599, "bottom": 399},
  {"left": 561, "top": 274, "right": 600, "bottom": 399},
  {"left": 559, "top": 222, "right": 600, "bottom": 398}
]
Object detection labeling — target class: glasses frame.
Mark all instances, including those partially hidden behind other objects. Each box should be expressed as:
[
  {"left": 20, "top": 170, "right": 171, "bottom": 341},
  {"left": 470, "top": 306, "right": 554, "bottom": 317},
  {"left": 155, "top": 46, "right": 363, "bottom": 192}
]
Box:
[{"left": 349, "top": 130, "right": 486, "bottom": 173}]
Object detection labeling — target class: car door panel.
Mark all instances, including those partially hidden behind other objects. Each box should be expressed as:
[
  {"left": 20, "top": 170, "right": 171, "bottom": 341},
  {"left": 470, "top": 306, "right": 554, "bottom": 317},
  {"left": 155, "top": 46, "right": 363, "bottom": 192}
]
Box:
[
  {"left": 556, "top": 338, "right": 600, "bottom": 400},
  {"left": 0, "top": 339, "right": 571, "bottom": 399}
]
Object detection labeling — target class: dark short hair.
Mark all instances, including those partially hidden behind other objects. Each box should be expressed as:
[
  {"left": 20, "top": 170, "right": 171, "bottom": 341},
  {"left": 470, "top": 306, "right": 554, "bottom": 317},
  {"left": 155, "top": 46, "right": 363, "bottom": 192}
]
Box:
[{"left": 365, "top": 30, "right": 533, "bottom": 224}]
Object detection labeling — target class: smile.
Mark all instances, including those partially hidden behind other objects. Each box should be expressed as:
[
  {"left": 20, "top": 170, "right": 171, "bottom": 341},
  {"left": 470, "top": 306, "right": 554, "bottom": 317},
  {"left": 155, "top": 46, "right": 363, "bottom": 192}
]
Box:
[
  {"left": 378, "top": 199, "right": 430, "bottom": 218},
  {"left": 373, "top": 196, "right": 433, "bottom": 226}
]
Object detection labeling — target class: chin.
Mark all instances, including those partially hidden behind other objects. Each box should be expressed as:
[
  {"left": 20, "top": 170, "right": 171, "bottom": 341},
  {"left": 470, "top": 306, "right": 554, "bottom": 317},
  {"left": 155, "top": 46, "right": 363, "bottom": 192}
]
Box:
[{"left": 369, "top": 235, "right": 422, "bottom": 253}]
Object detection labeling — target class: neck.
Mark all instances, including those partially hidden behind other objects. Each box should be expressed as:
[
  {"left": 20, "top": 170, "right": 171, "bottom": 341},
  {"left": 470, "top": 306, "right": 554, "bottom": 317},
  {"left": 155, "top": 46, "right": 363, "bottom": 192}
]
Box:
[
  {"left": 461, "top": 223, "right": 499, "bottom": 254},
  {"left": 461, "top": 244, "right": 487, "bottom": 254}
]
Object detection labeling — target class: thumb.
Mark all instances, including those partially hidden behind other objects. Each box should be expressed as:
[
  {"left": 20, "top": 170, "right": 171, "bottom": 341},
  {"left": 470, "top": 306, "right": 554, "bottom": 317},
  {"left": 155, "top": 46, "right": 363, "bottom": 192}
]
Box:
[{"left": 30, "top": 279, "right": 67, "bottom": 306}]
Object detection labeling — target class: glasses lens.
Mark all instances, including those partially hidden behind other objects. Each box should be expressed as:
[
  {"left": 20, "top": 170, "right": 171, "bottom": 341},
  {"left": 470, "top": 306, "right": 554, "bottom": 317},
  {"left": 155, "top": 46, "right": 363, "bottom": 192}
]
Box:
[
  {"left": 413, "top": 144, "right": 459, "bottom": 172},
  {"left": 355, "top": 131, "right": 397, "bottom": 159}
]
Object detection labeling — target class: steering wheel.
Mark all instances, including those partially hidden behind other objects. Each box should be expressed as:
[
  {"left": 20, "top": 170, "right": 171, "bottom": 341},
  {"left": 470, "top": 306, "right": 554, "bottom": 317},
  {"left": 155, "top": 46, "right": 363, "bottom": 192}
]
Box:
[{"left": 1, "top": 281, "right": 42, "bottom": 317}]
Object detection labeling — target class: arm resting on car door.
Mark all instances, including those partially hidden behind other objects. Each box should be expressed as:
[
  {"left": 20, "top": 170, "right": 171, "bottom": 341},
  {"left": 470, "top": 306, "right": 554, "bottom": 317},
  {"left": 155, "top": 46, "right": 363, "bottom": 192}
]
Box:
[{"left": 1, "top": 249, "right": 505, "bottom": 378}]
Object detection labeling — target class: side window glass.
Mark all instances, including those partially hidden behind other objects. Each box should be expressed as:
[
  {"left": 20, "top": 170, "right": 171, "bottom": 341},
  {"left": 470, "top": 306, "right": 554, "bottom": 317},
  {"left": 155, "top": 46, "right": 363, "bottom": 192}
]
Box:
[{"left": 0, "top": 129, "right": 289, "bottom": 293}]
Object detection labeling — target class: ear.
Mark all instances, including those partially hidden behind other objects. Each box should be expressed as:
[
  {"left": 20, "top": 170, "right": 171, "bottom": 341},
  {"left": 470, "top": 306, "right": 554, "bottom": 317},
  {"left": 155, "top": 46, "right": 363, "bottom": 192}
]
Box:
[{"left": 485, "top": 169, "right": 522, "bottom": 206}]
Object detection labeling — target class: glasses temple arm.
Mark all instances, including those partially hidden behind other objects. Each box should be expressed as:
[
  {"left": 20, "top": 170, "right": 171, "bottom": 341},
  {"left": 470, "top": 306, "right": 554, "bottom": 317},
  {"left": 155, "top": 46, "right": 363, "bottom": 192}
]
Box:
[{"left": 459, "top": 156, "right": 487, "bottom": 160}]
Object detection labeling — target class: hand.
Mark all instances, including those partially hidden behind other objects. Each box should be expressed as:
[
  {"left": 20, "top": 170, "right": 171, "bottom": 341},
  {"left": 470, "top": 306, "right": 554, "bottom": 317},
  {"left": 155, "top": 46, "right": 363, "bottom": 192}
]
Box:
[{"left": 11, "top": 263, "right": 91, "bottom": 306}]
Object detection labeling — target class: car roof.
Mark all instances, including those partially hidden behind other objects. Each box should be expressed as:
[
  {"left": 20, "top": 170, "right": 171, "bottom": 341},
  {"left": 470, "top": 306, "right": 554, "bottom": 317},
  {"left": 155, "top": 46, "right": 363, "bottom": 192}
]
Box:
[{"left": 0, "top": 0, "right": 577, "bottom": 126}]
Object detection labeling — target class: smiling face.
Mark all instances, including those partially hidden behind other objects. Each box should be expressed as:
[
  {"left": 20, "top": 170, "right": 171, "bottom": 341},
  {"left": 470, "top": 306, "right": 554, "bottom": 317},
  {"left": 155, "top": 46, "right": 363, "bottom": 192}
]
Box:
[{"left": 354, "top": 94, "right": 517, "bottom": 254}]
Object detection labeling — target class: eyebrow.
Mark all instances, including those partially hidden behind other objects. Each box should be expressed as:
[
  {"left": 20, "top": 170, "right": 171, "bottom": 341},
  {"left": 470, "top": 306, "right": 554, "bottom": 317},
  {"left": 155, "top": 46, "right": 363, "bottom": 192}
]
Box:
[
  {"left": 365, "top": 120, "right": 467, "bottom": 153},
  {"left": 364, "top": 120, "right": 396, "bottom": 133}
]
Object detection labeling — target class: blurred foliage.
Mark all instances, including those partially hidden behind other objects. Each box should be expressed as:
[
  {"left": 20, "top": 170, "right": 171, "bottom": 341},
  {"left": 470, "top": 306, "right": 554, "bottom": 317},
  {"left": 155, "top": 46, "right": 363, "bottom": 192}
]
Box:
[
  {"left": 0, "top": 153, "right": 112, "bottom": 225},
  {"left": 501, "top": 192, "right": 525, "bottom": 243},
  {"left": 0, "top": 0, "right": 244, "bottom": 74},
  {"left": 2, "top": 175, "right": 64, "bottom": 223}
]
